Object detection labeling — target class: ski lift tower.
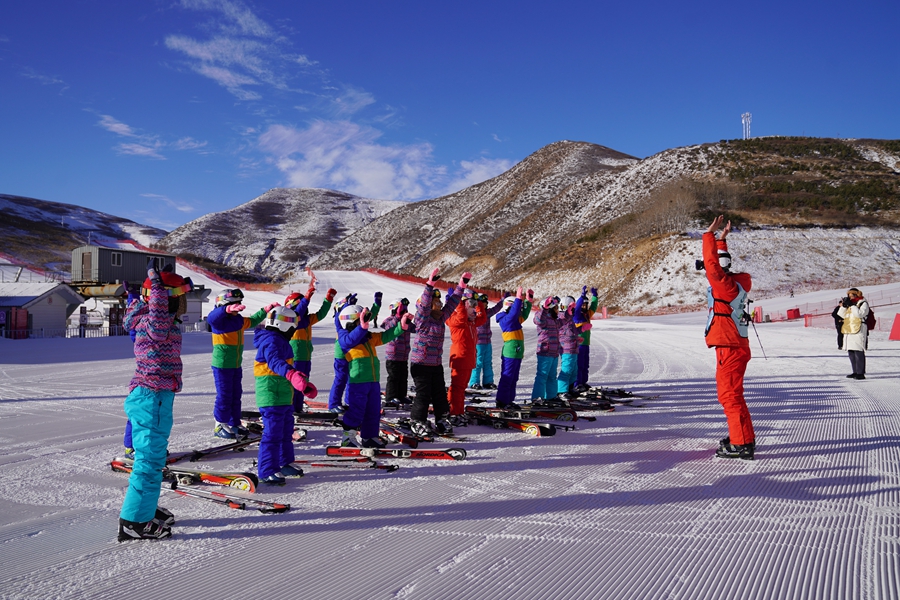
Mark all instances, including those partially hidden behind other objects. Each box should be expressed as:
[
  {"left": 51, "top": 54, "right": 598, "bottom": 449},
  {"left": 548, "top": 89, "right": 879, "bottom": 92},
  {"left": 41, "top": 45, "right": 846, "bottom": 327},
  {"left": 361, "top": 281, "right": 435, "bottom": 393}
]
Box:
[{"left": 742, "top": 113, "right": 752, "bottom": 139}]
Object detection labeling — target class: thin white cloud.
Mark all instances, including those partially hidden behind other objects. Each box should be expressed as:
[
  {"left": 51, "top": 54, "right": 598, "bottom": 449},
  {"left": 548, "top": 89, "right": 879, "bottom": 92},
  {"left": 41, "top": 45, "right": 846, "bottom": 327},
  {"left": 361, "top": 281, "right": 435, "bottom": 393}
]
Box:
[
  {"left": 99, "top": 115, "right": 138, "bottom": 137},
  {"left": 172, "top": 137, "right": 208, "bottom": 151},
  {"left": 258, "top": 121, "right": 443, "bottom": 200},
  {"left": 117, "top": 143, "right": 166, "bottom": 160},
  {"left": 492, "top": 133, "right": 502, "bottom": 142},
  {"left": 180, "top": 0, "right": 275, "bottom": 38},
  {"left": 140, "top": 193, "right": 195, "bottom": 213},
  {"left": 21, "top": 68, "right": 68, "bottom": 89},
  {"left": 96, "top": 113, "right": 208, "bottom": 159},
  {"left": 333, "top": 87, "right": 376, "bottom": 116}
]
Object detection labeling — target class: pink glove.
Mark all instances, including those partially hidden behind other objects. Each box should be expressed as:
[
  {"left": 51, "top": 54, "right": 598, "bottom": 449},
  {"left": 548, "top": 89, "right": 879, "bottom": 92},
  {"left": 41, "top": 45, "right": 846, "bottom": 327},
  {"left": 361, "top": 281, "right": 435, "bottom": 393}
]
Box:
[
  {"left": 581, "top": 322, "right": 593, "bottom": 331},
  {"left": 225, "top": 304, "right": 246, "bottom": 314},
  {"left": 427, "top": 268, "right": 440, "bottom": 286},
  {"left": 286, "top": 371, "right": 318, "bottom": 399},
  {"left": 264, "top": 302, "right": 280, "bottom": 312},
  {"left": 400, "top": 313, "right": 413, "bottom": 330},
  {"left": 360, "top": 308, "right": 371, "bottom": 330},
  {"left": 459, "top": 272, "right": 472, "bottom": 288},
  {"left": 515, "top": 287, "right": 523, "bottom": 300},
  {"left": 526, "top": 289, "right": 534, "bottom": 302}
]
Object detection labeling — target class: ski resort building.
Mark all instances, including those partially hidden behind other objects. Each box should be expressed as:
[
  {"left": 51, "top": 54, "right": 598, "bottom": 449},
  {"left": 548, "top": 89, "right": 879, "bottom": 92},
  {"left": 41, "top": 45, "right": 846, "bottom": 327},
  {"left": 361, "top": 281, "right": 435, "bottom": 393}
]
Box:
[{"left": 0, "top": 282, "right": 86, "bottom": 339}]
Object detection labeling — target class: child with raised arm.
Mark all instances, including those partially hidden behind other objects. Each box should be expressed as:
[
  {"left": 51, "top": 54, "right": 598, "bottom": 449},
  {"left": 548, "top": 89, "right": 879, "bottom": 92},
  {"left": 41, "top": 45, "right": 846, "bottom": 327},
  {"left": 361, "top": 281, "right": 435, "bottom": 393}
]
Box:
[
  {"left": 252, "top": 306, "right": 319, "bottom": 485},
  {"left": 408, "top": 269, "right": 468, "bottom": 436},
  {"left": 495, "top": 287, "right": 533, "bottom": 409},
  {"left": 447, "top": 288, "right": 486, "bottom": 424},
  {"left": 336, "top": 304, "right": 412, "bottom": 447},
  {"left": 532, "top": 296, "right": 561, "bottom": 401},
  {"left": 573, "top": 286, "right": 599, "bottom": 392},
  {"left": 207, "top": 288, "right": 275, "bottom": 439},
  {"left": 556, "top": 296, "right": 580, "bottom": 397},
  {"left": 468, "top": 294, "right": 505, "bottom": 390},
  {"left": 381, "top": 298, "right": 415, "bottom": 405},
  {"left": 284, "top": 275, "right": 336, "bottom": 412}
]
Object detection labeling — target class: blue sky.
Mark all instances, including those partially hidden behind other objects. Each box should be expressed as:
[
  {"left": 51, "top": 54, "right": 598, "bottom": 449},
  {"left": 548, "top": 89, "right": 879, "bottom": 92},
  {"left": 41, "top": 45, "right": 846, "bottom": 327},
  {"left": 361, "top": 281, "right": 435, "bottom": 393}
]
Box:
[{"left": 2, "top": 1, "right": 898, "bottom": 231}]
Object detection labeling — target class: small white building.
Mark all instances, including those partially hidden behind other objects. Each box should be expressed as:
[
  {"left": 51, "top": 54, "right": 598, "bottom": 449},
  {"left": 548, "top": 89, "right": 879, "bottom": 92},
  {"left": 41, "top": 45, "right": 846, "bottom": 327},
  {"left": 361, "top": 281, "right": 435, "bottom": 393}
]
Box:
[{"left": 0, "top": 282, "right": 86, "bottom": 337}]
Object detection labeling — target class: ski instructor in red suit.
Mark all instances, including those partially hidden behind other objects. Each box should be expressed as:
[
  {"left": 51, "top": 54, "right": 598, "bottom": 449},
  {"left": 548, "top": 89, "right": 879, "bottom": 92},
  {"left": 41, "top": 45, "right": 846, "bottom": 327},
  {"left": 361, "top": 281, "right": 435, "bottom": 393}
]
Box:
[{"left": 703, "top": 215, "right": 755, "bottom": 460}]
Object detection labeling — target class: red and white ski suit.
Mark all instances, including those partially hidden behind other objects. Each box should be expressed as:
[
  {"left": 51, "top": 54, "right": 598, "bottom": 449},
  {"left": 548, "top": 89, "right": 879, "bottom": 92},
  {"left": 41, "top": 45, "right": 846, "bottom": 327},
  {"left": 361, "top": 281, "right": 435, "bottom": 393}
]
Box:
[{"left": 703, "top": 232, "right": 755, "bottom": 446}]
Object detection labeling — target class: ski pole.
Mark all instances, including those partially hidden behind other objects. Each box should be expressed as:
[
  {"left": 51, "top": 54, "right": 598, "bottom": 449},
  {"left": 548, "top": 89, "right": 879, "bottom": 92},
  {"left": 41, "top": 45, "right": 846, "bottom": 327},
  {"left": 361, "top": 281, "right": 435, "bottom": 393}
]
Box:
[{"left": 749, "top": 320, "right": 767, "bottom": 360}]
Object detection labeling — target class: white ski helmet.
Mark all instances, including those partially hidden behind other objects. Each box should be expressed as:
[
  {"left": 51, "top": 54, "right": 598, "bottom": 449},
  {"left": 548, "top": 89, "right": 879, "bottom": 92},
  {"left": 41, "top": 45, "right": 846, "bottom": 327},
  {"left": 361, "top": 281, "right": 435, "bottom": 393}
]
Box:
[
  {"left": 501, "top": 296, "right": 517, "bottom": 312},
  {"left": 542, "top": 296, "right": 559, "bottom": 311},
  {"left": 264, "top": 306, "right": 298, "bottom": 334},
  {"left": 338, "top": 304, "right": 363, "bottom": 329},
  {"left": 215, "top": 288, "right": 244, "bottom": 307},
  {"left": 718, "top": 250, "right": 732, "bottom": 271},
  {"left": 559, "top": 296, "right": 576, "bottom": 310}
]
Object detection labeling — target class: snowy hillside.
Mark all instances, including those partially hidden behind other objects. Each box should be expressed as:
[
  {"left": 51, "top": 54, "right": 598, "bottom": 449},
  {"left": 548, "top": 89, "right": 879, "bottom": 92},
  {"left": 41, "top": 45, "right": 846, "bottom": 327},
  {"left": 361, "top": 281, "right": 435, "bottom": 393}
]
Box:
[
  {"left": 311, "top": 138, "right": 900, "bottom": 312},
  {"left": 310, "top": 141, "right": 639, "bottom": 276},
  {"left": 157, "top": 188, "right": 404, "bottom": 281},
  {"left": 0, "top": 194, "right": 168, "bottom": 273}
]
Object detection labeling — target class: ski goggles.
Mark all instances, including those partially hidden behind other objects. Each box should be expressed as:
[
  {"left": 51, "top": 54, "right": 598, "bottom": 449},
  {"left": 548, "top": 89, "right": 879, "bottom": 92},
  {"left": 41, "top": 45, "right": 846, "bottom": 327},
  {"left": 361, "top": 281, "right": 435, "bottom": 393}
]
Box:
[
  {"left": 270, "top": 312, "right": 298, "bottom": 325},
  {"left": 284, "top": 296, "right": 302, "bottom": 309},
  {"left": 142, "top": 278, "right": 194, "bottom": 298},
  {"left": 217, "top": 289, "right": 244, "bottom": 304}
]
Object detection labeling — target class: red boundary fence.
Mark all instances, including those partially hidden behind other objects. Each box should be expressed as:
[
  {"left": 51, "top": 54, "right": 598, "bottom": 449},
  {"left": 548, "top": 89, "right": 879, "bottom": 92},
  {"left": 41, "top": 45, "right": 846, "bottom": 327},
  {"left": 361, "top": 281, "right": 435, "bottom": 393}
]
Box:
[{"left": 362, "top": 268, "right": 504, "bottom": 301}]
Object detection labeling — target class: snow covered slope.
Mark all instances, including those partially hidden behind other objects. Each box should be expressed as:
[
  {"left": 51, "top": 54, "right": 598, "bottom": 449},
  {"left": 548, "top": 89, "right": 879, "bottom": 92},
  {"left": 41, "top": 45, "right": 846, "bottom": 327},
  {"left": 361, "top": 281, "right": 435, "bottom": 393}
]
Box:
[
  {"left": 0, "top": 272, "right": 898, "bottom": 600},
  {"left": 0, "top": 194, "right": 168, "bottom": 274},
  {"left": 157, "top": 188, "right": 404, "bottom": 281}
]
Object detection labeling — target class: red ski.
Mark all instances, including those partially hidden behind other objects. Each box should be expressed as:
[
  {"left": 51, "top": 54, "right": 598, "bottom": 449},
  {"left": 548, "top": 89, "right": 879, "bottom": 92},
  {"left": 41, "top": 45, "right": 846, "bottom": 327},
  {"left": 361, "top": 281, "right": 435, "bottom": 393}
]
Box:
[{"left": 325, "top": 446, "right": 467, "bottom": 461}]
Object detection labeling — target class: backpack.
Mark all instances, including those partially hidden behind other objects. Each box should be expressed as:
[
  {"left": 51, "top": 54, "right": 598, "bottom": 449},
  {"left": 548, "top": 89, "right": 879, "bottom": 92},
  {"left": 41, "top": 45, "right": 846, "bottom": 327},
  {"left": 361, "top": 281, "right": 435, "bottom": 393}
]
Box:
[{"left": 865, "top": 307, "right": 876, "bottom": 330}]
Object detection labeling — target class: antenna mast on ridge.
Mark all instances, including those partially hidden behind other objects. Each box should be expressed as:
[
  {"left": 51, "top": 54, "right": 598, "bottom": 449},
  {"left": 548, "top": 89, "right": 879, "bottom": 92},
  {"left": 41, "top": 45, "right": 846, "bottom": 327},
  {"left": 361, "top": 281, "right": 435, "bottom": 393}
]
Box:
[{"left": 741, "top": 113, "right": 752, "bottom": 139}]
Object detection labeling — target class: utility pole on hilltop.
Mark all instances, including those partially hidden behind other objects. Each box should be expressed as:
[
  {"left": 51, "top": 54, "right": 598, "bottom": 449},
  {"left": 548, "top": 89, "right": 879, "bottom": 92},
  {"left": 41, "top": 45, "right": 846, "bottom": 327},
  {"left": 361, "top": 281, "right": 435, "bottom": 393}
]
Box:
[{"left": 742, "top": 113, "right": 752, "bottom": 139}]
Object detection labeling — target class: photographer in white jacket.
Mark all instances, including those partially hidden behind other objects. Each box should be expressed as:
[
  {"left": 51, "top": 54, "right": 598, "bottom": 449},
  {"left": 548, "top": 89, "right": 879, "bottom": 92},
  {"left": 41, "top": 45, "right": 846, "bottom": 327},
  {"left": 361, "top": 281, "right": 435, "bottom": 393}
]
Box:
[{"left": 836, "top": 288, "right": 870, "bottom": 380}]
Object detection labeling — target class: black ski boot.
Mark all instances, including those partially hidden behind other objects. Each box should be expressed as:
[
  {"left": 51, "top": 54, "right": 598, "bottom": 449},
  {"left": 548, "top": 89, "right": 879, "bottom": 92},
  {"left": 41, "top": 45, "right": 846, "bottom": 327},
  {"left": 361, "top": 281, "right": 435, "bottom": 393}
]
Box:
[
  {"left": 715, "top": 442, "right": 755, "bottom": 460},
  {"left": 118, "top": 518, "right": 172, "bottom": 542}
]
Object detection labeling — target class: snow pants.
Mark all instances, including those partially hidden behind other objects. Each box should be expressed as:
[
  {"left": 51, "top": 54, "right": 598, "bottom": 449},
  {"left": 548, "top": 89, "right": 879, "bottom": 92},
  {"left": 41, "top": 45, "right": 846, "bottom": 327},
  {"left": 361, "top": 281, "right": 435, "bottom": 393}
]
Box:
[
  {"left": 212, "top": 366, "right": 243, "bottom": 427},
  {"left": 291, "top": 359, "right": 311, "bottom": 412},
  {"left": 123, "top": 420, "right": 133, "bottom": 449},
  {"left": 576, "top": 345, "right": 590, "bottom": 386},
  {"left": 410, "top": 363, "right": 448, "bottom": 421},
  {"left": 715, "top": 345, "right": 754, "bottom": 446},
  {"left": 556, "top": 353, "right": 578, "bottom": 395},
  {"left": 328, "top": 358, "right": 349, "bottom": 410},
  {"left": 384, "top": 359, "right": 409, "bottom": 402},
  {"left": 343, "top": 381, "right": 382, "bottom": 439},
  {"left": 848, "top": 350, "right": 866, "bottom": 376},
  {"left": 532, "top": 355, "right": 559, "bottom": 400},
  {"left": 447, "top": 356, "right": 474, "bottom": 416},
  {"left": 468, "top": 343, "right": 495, "bottom": 387},
  {"left": 258, "top": 404, "right": 295, "bottom": 479},
  {"left": 496, "top": 357, "right": 522, "bottom": 407},
  {"left": 120, "top": 387, "right": 174, "bottom": 523}
]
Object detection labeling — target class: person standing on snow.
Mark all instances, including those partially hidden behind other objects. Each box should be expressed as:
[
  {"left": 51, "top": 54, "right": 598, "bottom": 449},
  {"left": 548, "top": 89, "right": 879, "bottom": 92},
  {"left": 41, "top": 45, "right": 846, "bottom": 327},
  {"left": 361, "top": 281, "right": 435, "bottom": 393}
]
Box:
[
  {"left": 837, "top": 288, "right": 870, "bottom": 380},
  {"left": 468, "top": 294, "right": 504, "bottom": 390},
  {"left": 327, "top": 293, "right": 380, "bottom": 412},
  {"left": 252, "top": 306, "right": 319, "bottom": 485},
  {"left": 555, "top": 295, "right": 580, "bottom": 398},
  {"left": 284, "top": 278, "right": 337, "bottom": 413},
  {"left": 335, "top": 304, "right": 412, "bottom": 448},
  {"left": 408, "top": 269, "right": 467, "bottom": 436},
  {"left": 572, "top": 286, "right": 599, "bottom": 392},
  {"left": 446, "top": 288, "right": 487, "bottom": 425},
  {"left": 207, "top": 288, "right": 275, "bottom": 440},
  {"left": 532, "top": 296, "right": 561, "bottom": 401},
  {"left": 495, "top": 287, "right": 533, "bottom": 409},
  {"left": 117, "top": 261, "right": 193, "bottom": 541},
  {"left": 703, "top": 215, "right": 755, "bottom": 460},
  {"left": 382, "top": 298, "right": 415, "bottom": 405}
]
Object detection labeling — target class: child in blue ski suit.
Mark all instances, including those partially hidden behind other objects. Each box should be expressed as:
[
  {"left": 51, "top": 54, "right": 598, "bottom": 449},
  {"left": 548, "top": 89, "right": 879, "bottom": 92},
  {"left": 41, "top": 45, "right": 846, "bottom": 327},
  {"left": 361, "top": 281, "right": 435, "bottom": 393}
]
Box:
[
  {"left": 253, "top": 306, "right": 319, "bottom": 485},
  {"left": 207, "top": 288, "right": 274, "bottom": 439},
  {"left": 495, "top": 287, "right": 533, "bottom": 408}
]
